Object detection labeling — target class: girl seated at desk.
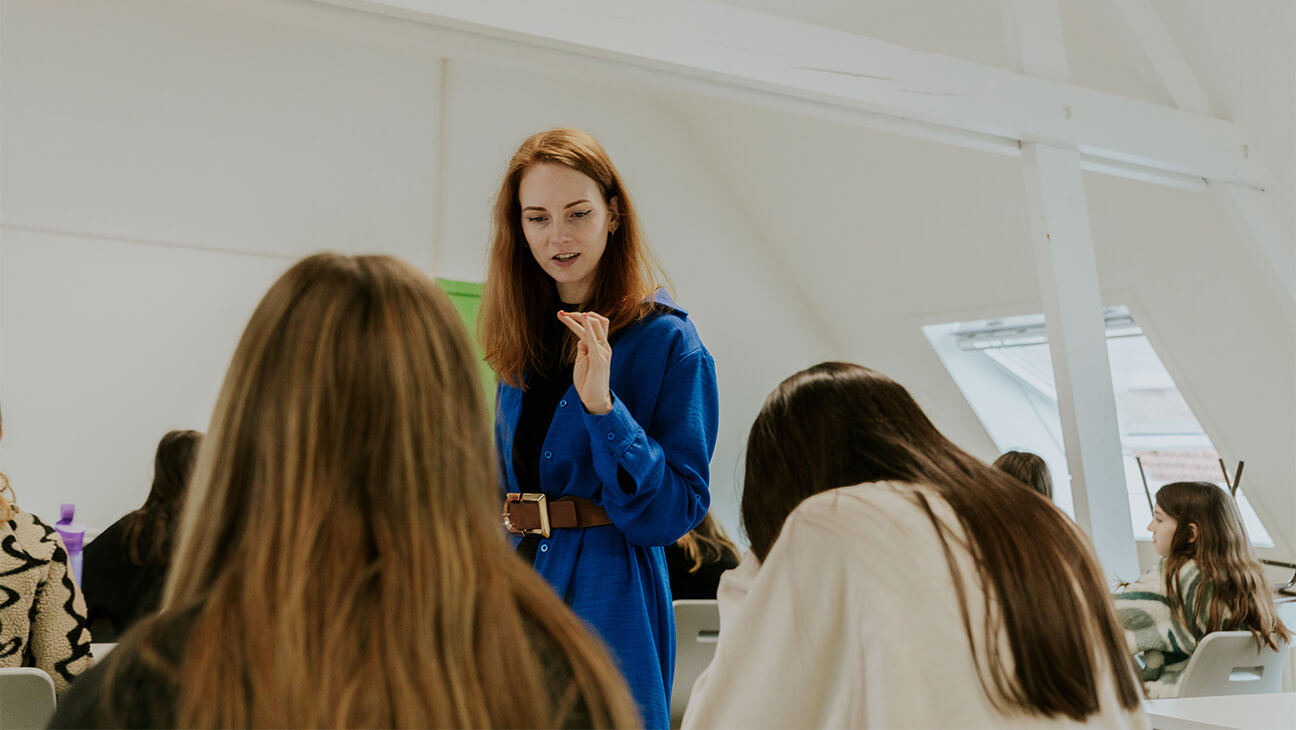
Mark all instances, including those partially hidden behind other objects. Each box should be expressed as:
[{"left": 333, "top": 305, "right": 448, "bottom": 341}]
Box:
[
  {"left": 683, "top": 362, "right": 1146, "bottom": 729},
  {"left": 1114, "top": 481, "right": 1290, "bottom": 698}
]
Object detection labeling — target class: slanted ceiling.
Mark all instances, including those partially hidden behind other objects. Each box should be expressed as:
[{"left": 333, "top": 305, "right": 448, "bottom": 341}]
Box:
[
  {"left": 314, "top": 0, "right": 1293, "bottom": 555},
  {"left": 687, "top": 0, "right": 1296, "bottom": 558}
]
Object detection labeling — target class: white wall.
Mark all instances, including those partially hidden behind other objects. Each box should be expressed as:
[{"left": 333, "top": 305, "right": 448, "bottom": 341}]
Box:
[
  {"left": 0, "top": 0, "right": 834, "bottom": 543},
  {"left": 1, "top": 0, "right": 444, "bottom": 530}
]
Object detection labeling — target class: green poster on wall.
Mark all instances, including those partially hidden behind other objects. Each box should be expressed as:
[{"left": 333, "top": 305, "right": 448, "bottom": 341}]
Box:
[{"left": 435, "top": 278, "right": 496, "bottom": 417}]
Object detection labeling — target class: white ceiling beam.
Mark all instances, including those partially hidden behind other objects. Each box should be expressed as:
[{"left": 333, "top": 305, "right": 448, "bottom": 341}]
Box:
[
  {"left": 312, "top": 0, "right": 1265, "bottom": 190},
  {"left": 1101, "top": 0, "right": 1294, "bottom": 309},
  {"left": 1011, "top": 0, "right": 1140, "bottom": 583}
]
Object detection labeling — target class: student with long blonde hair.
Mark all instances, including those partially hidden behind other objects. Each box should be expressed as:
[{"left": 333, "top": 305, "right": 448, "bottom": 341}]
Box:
[
  {"left": 1115, "top": 481, "right": 1290, "bottom": 698},
  {"left": 684, "top": 363, "right": 1146, "bottom": 728},
  {"left": 665, "top": 512, "right": 740, "bottom": 600},
  {"left": 51, "top": 253, "right": 639, "bottom": 728},
  {"left": 0, "top": 404, "right": 94, "bottom": 696},
  {"left": 480, "top": 128, "right": 719, "bottom": 728}
]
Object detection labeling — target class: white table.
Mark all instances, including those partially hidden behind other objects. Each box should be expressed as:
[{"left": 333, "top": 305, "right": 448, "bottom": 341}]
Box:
[{"left": 1143, "top": 693, "right": 1295, "bottom": 730}]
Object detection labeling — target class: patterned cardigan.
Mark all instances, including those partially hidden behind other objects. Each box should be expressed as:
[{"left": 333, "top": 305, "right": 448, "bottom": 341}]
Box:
[
  {"left": 1, "top": 508, "right": 95, "bottom": 694},
  {"left": 1112, "top": 559, "right": 1208, "bottom": 698}
]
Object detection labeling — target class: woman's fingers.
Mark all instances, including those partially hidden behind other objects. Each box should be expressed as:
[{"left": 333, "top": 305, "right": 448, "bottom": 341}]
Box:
[
  {"left": 592, "top": 316, "right": 610, "bottom": 351},
  {"left": 557, "top": 310, "right": 588, "bottom": 339},
  {"left": 558, "top": 311, "right": 612, "bottom": 360}
]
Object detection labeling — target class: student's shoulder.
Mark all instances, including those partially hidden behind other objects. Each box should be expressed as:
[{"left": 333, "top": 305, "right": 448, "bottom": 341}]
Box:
[
  {"left": 621, "top": 306, "right": 709, "bottom": 366},
  {"left": 4, "top": 509, "right": 62, "bottom": 562},
  {"left": 85, "top": 514, "right": 133, "bottom": 552},
  {"left": 50, "top": 614, "right": 187, "bottom": 729},
  {"left": 794, "top": 481, "right": 936, "bottom": 526},
  {"left": 786, "top": 482, "right": 959, "bottom": 564},
  {"left": 521, "top": 615, "right": 594, "bottom": 729}
]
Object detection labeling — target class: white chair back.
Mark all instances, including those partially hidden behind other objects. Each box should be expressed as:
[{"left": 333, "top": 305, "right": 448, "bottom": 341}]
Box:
[
  {"left": 1176, "top": 630, "right": 1290, "bottom": 697},
  {"left": 671, "top": 599, "right": 719, "bottom": 727},
  {"left": 0, "top": 667, "right": 56, "bottom": 729}
]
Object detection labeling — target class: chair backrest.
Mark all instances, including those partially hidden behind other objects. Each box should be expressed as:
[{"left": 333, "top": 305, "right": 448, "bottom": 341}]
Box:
[
  {"left": 1176, "top": 630, "right": 1290, "bottom": 697},
  {"left": 0, "top": 667, "right": 57, "bottom": 729},
  {"left": 670, "top": 599, "right": 720, "bottom": 726}
]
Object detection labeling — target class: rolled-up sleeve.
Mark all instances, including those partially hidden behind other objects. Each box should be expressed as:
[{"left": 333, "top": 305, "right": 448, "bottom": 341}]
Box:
[{"left": 583, "top": 347, "right": 718, "bottom": 546}]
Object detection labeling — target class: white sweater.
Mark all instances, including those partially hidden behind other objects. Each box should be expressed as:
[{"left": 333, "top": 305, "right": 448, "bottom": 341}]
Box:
[
  {"left": 0, "top": 508, "right": 95, "bottom": 694},
  {"left": 681, "top": 482, "right": 1148, "bottom": 729}
]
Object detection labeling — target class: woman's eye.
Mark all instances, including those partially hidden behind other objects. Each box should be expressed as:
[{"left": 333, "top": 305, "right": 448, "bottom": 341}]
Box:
[
  {"left": 572, "top": 210, "right": 591, "bottom": 219},
  {"left": 526, "top": 216, "right": 547, "bottom": 224}
]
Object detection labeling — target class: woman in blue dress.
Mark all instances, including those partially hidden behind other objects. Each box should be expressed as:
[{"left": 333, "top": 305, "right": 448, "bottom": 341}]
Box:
[{"left": 480, "top": 127, "right": 719, "bottom": 729}]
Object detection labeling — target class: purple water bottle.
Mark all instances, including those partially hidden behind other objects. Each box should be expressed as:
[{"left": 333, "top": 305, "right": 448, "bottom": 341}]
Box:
[{"left": 54, "top": 503, "right": 86, "bottom": 586}]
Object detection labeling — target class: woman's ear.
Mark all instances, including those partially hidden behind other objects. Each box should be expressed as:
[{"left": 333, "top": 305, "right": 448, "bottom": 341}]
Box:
[
  {"left": 608, "top": 196, "right": 620, "bottom": 232},
  {"left": 1187, "top": 523, "right": 1199, "bottom": 544}
]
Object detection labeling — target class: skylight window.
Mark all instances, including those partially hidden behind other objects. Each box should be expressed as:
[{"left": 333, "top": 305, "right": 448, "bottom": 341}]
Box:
[{"left": 924, "top": 307, "right": 1274, "bottom": 547}]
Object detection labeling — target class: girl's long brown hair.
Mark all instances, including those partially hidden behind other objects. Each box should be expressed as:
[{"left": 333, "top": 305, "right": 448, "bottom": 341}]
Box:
[
  {"left": 742, "top": 362, "right": 1143, "bottom": 721},
  {"left": 106, "top": 253, "right": 638, "bottom": 728},
  {"left": 121, "top": 429, "right": 201, "bottom": 566},
  {"left": 480, "top": 128, "right": 666, "bottom": 387},
  {"left": 675, "top": 512, "right": 740, "bottom": 574},
  {"left": 1156, "top": 481, "right": 1290, "bottom": 651},
  {"left": 992, "top": 450, "right": 1054, "bottom": 500}
]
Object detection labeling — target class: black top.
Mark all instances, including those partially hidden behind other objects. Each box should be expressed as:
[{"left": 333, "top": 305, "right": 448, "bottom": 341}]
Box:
[
  {"left": 81, "top": 514, "right": 169, "bottom": 642},
  {"left": 50, "top": 610, "right": 594, "bottom": 729},
  {"left": 513, "top": 305, "right": 577, "bottom": 565},
  {"left": 664, "top": 543, "right": 740, "bottom": 600}
]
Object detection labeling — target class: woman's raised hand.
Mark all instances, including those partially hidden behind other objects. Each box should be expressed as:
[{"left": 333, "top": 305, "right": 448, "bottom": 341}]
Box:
[{"left": 557, "top": 310, "right": 614, "bottom": 415}]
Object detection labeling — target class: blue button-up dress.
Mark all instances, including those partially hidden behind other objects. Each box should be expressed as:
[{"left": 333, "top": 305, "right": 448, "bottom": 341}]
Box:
[{"left": 495, "top": 290, "right": 719, "bottom": 729}]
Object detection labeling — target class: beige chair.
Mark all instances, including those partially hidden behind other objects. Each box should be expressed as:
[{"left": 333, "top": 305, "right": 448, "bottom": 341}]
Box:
[
  {"left": 1176, "top": 631, "right": 1290, "bottom": 697},
  {"left": 670, "top": 599, "right": 720, "bottom": 728},
  {"left": 0, "top": 667, "right": 56, "bottom": 729}
]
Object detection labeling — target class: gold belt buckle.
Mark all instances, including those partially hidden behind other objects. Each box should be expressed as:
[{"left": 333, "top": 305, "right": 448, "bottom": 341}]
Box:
[{"left": 503, "top": 492, "right": 551, "bottom": 538}]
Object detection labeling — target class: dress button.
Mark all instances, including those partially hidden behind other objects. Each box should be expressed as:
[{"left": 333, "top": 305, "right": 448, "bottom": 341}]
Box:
[
  {"left": 559, "top": 399, "right": 567, "bottom": 407},
  {"left": 543, "top": 450, "right": 553, "bottom": 459},
  {"left": 539, "top": 543, "right": 549, "bottom": 553},
  {"left": 607, "top": 432, "right": 616, "bottom": 440}
]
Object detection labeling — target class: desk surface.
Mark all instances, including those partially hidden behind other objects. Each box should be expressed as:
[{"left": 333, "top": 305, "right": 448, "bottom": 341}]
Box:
[{"left": 1143, "top": 693, "right": 1295, "bottom": 730}]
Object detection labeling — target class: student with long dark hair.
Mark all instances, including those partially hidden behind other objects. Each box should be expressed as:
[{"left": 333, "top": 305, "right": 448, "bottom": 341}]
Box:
[
  {"left": 480, "top": 128, "right": 719, "bottom": 728},
  {"left": 992, "top": 449, "right": 1054, "bottom": 500},
  {"left": 51, "top": 253, "right": 639, "bottom": 728},
  {"left": 683, "top": 362, "right": 1146, "bottom": 729},
  {"left": 1115, "top": 481, "right": 1289, "bottom": 698},
  {"left": 83, "top": 429, "right": 202, "bottom": 640}
]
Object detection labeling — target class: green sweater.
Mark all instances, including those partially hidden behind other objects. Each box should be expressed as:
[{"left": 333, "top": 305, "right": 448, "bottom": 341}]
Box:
[{"left": 1113, "top": 559, "right": 1210, "bottom": 698}]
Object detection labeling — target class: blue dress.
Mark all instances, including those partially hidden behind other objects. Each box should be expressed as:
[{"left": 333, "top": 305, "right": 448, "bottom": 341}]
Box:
[{"left": 495, "top": 290, "right": 719, "bottom": 729}]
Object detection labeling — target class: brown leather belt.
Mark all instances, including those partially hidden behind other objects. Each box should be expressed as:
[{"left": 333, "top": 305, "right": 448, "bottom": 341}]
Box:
[{"left": 503, "top": 493, "right": 611, "bottom": 538}]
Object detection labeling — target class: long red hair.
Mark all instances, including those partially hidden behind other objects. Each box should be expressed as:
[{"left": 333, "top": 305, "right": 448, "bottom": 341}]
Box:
[{"left": 479, "top": 128, "right": 666, "bottom": 387}]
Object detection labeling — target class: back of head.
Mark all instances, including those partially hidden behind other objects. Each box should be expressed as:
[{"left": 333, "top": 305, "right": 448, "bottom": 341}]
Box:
[
  {"left": 124, "top": 430, "right": 202, "bottom": 565},
  {"left": 125, "top": 253, "right": 635, "bottom": 728},
  {"left": 480, "top": 127, "right": 664, "bottom": 387},
  {"left": 992, "top": 450, "right": 1054, "bottom": 500},
  {"left": 1156, "top": 481, "right": 1290, "bottom": 648},
  {"left": 676, "top": 512, "right": 740, "bottom": 573},
  {"left": 742, "top": 361, "right": 1142, "bottom": 720},
  {"left": 742, "top": 362, "right": 955, "bottom": 561}
]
